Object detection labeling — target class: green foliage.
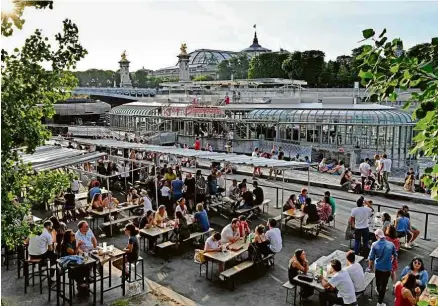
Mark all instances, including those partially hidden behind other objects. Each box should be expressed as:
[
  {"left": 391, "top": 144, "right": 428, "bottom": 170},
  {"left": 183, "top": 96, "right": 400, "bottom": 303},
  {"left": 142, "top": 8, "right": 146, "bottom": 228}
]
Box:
[
  {"left": 192, "top": 75, "right": 214, "bottom": 81},
  {"left": 217, "top": 53, "right": 249, "bottom": 80},
  {"left": 357, "top": 28, "right": 438, "bottom": 200},
  {"left": 27, "top": 171, "right": 72, "bottom": 210},
  {"left": 73, "top": 69, "right": 116, "bottom": 87},
  {"left": 248, "top": 52, "right": 289, "bottom": 79},
  {"left": 1, "top": 3, "right": 87, "bottom": 248}
]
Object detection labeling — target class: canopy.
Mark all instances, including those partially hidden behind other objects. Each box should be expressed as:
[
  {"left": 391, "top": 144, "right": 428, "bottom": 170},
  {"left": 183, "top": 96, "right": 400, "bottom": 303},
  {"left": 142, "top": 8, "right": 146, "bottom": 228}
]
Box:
[
  {"left": 73, "top": 138, "right": 310, "bottom": 170},
  {"left": 19, "top": 146, "right": 106, "bottom": 172}
]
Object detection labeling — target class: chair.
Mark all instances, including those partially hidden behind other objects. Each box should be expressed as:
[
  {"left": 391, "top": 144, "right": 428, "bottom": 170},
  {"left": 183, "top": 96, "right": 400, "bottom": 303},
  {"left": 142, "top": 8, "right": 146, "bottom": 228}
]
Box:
[
  {"left": 23, "top": 257, "right": 50, "bottom": 294},
  {"left": 126, "top": 256, "right": 145, "bottom": 291},
  {"left": 2, "top": 245, "right": 18, "bottom": 271}
]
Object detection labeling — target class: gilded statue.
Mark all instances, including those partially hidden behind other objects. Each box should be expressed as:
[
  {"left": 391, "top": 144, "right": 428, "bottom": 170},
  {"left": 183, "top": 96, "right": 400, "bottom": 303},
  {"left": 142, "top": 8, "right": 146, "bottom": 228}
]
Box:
[
  {"left": 121, "top": 50, "right": 127, "bottom": 60},
  {"left": 180, "top": 43, "right": 187, "bottom": 55}
]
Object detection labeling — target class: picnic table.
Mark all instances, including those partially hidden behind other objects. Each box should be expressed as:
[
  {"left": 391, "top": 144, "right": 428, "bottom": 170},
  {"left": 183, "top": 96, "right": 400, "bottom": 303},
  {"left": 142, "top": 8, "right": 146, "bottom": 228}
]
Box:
[
  {"left": 139, "top": 214, "right": 194, "bottom": 251},
  {"left": 203, "top": 238, "right": 250, "bottom": 281},
  {"left": 281, "top": 209, "right": 307, "bottom": 235},
  {"left": 89, "top": 202, "right": 141, "bottom": 234},
  {"left": 90, "top": 246, "right": 126, "bottom": 304},
  {"left": 419, "top": 274, "right": 438, "bottom": 304}
]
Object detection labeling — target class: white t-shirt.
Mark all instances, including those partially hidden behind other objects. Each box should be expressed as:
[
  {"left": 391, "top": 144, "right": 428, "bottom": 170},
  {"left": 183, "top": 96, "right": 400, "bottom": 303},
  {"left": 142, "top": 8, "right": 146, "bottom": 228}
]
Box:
[
  {"left": 175, "top": 204, "right": 187, "bottom": 216},
  {"left": 328, "top": 270, "right": 357, "bottom": 304},
  {"left": 205, "top": 236, "right": 220, "bottom": 250},
  {"left": 71, "top": 180, "right": 80, "bottom": 192},
  {"left": 161, "top": 186, "right": 170, "bottom": 197},
  {"left": 266, "top": 228, "right": 282, "bottom": 253},
  {"left": 143, "top": 196, "right": 153, "bottom": 212},
  {"left": 252, "top": 151, "right": 258, "bottom": 158},
  {"left": 351, "top": 206, "right": 373, "bottom": 229},
  {"left": 221, "top": 224, "right": 239, "bottom": 244},
  {"left": 381, "top": 158, "right": 392, "bottom": 172},
  {"left": 359, "top": 162, "right": 371, "bottom": 177},
  {"left": 120, "top": 166, "right": 130, "bottom": 178},
  {"left": 217, "top": 176, "right": 226, "bottom": 189},
  {"left": 345, "top": 262, "right": 366, "bottom": 292},
  {"left": 28, "top": 228, "right": 53, "bottom": 256}
]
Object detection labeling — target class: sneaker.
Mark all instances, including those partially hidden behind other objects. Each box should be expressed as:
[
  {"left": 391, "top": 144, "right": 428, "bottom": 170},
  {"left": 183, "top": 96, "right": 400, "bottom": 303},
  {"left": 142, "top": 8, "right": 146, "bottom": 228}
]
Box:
[
  {"left": 411, "top": 242, "right": 418, "bottom": 247},
  {"left": 404, "top": 243, "right": 412, "bottom": 249}
]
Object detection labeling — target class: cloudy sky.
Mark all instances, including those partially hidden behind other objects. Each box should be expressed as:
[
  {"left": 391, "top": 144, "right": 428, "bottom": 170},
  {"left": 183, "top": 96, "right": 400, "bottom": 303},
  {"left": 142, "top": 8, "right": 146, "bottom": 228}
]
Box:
[{"left": 2, "top": 0, "right": 437, "bottom": 71}]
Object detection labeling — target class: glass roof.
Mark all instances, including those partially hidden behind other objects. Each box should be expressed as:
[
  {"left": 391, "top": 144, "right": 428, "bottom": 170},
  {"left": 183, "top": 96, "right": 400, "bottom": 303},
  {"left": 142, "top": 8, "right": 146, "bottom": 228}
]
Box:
[
  {"left": 247, "top": 108, "right": 413, "bottom": 124},
  {"left": 176, "top": 49, "right": 237, "bottom": 66}
]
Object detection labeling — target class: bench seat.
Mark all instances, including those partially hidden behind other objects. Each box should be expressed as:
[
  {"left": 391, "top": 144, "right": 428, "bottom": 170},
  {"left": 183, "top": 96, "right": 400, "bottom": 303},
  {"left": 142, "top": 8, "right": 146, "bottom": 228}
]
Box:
[
  {"left": 156, "top": 228, "right": 214, "bottom": 250},
  {"left": 235, "top": 199, "right": 271, "bottom": 214},
  {"left": 220, "top": 261, "right": 254, "bottom": 279},
  {"left": 101, "top": 215, "right": 138, "bottom": 228}
]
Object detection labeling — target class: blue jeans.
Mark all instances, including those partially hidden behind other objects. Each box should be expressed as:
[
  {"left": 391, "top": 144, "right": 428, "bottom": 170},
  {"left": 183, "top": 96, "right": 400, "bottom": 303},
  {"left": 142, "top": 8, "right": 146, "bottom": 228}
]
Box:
[{"left": 354, "top": 227, "right": 369, "bottom": 255}]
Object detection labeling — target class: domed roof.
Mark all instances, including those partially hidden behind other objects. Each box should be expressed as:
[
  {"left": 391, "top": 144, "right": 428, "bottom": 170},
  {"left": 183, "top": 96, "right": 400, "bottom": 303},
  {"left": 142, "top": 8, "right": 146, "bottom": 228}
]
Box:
[
  {"left": 176, "top": 49, "right": 237, "bottom": 66},
  {"left": 241, "top": 31, "right": 271, "bottom": 54}
]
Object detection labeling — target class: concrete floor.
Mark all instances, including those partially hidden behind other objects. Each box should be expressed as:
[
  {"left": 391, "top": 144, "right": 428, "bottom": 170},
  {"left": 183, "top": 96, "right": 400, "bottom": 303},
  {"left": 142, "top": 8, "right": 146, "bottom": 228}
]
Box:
[{"left": 2, "top": 171, "right": 437, "bottom": 306}]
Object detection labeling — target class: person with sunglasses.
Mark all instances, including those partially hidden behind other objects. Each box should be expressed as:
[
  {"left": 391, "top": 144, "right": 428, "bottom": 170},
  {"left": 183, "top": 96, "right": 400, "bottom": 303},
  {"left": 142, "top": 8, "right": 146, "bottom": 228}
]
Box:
[{"left": 400, "top": 257, "right": 429, "bottom": 291}]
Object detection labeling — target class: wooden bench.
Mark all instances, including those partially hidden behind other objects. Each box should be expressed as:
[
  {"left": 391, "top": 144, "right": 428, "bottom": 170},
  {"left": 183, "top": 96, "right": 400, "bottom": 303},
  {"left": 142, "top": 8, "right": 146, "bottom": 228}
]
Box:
[
  {"left": 220, "top": 261, "right": 254, "bottom": 291},
  {"left": 155, "top": 228, "right": 214, "bottom": 253},
  {"left": 235, "top": 199, "right": 271, "bottom": 215},
  {"left": 430, "top": 246, "right": 438, "bottom": 270},
  {"left": 101, "top": 215, "right": 139, "bottom": 228},
  {"left": 302, "top": 221, "right": 322, "bottom": 237}
]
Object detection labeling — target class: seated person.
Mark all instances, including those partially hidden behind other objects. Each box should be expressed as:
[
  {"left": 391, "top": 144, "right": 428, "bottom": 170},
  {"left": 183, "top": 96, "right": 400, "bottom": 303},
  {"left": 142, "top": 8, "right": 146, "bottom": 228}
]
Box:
[
  {"left": 252, "top": 225, "right": 271, "bottom": 257},
  {"left": 317, "top": 200, "right": 332, "bottom": 223},
  {"left": 204, "top": 232, "right": 222, "bottom": 252},
  {"left": 340, "top": 169, "right": 353, "bottom": 190},
  {"left": 175, "top": 197, "right": 188, "bottom": 217},
  {"left": 239, "top": 189, "right": 254, "bottom": 209},
  {"left": 318, "top": 158, "right": 329, "bottom": 173},
  {"left": 126, "top": 187, "right": 140, "bottom": 204},
  {"left": 112, "top": 224, "right": 139, "bottom": 277},
  {"left": 382, "top": 213, "right": 392, "bottom": 233},
  {"left": 28, "top": 221, "right": 57, "bottom": 266},
  {"left": 283, "top": 194, "right": 297, "bottom": 211},
  {"left": 91, "top": 193, "right": 105, "bottom": 210},
  {"left": 297, "top": 188, "right": 308, "bottom": 208},
  {"left": 216, "top": 172, "right": 226, "bottom": 194},
  {"left": 103, "top": 191, "right": 119, "bottom": 209},
  {"left": 88, "top": 181, "right": 101, "bottom": 202},
  {"left": 139, "top": 210, "right": 155, "bottom": 229},
  {"left": 60, "top": 229, "right": 89, "bottom": 293},
  {"left": 227, "top": 179, "right": 240, "bottom": 200},
  {"left": 193, "top": 203, "right": 210, "bottom": 233},
  {"left": 402, "top": 205, "right": 420, "bottom": 246},
  {"left": 400, "top": 257, "right": 429, "bottom": 291},
  {"left": 75, "top": 221, "right": 97, "bottom": 252},
  {"left": 252, "top": 181, "right": 264, "bottom": 206},
  {"left": 344, "top": 251, "right": 366, "bottom": 294},
  {"left": 238, "top": 215, "right": 250, "bottom": 237},
  {"left": 139, "top": 190, "right": 153, "bottom": 213},
  {"left": 319, "top": 259, "right": 357, "bottom": 306},
  {"left": 265, "top": 219, "right": 282, "bottom": 253},
  {"left": 288, "top": 249, "right": 314, "bottom": 300},
  {"left": 394, "top": 273, "right": 422, "bottom": 306},
  {"left": 303, "top": 198, "right": 320, "bottom": 224},
  {"left": 323, "top": 191, "right": 336, "bottom": 216},
  {"left": 154, "top": 205, "right": 168, "bottom": 226},
  {"left": 395, "top": 209, "right": 414, "bottom": 249},
  {"left": 172, "top": 211, "right": 190, "bottom": 242},
  {"left": 328, "top": 161, "right": 345, "bottom": 175},
  {"left": 220, "top": 218, "right": 240, "bottom": 244}
]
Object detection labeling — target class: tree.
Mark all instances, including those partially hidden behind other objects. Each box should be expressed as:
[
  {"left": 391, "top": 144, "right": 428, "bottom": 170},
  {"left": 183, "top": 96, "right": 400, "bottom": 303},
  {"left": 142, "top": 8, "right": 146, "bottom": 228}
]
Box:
[
  {"left": 1, "top": 1, "right": 87, "bottom": 247},
  {"left": 282, "top": 51, "right": 303, "bottom": 80},
  {"left": 248, "top": 52, "right": 289, "bottom": 79},
  {"left": 192, "top": 75, "right": 214, "bottom": 81},
  {"left": 357, "top": 28, "right": 438, "bottom": 200},
  {"left": 217, "top": 53, "right": 249, "bottom": 80},
  {"left": 300, "top": 50, "right": 326, "bottom": 87}
]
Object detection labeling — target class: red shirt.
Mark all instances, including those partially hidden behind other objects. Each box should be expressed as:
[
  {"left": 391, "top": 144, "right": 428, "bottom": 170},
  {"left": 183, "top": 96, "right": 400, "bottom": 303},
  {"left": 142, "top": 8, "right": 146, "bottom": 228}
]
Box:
[
  {"left": 225, "top": 96, "right": 230, "bottom": 105},
  {"left": 394, "top": 282, "right": 412, "bottom": 306},
  {"left": 238, "top": 221, "right": 250, "bottom": 237},
  {"left": 194, "top": 140, "right": 201, "bottom": 150}
]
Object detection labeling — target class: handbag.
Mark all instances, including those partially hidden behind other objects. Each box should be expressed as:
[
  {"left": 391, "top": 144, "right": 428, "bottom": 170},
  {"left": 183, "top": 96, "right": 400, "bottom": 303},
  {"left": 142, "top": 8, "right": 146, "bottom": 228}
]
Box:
[
  {"left": 345, "top": 221, "right": 355, "bottom": 240},
  {"left": 194, "top": 249, "right": 206, "bottom": 263}
]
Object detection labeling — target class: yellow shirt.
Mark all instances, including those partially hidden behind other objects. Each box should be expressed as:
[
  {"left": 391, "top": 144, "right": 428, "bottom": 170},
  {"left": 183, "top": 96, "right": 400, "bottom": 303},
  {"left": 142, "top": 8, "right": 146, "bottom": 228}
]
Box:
[
  {"left": 155, "top": 211, "right": 168, "bottom": 224},
  {"left": 164, "top": 173, "right": 176, "bottom": 182}
]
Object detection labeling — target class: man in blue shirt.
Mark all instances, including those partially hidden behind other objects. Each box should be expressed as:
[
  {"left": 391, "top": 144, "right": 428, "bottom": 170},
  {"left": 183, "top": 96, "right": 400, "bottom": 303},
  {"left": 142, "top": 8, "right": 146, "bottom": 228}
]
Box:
[{"left": 367, "top": 229, "right": 397, "bottom": 306}]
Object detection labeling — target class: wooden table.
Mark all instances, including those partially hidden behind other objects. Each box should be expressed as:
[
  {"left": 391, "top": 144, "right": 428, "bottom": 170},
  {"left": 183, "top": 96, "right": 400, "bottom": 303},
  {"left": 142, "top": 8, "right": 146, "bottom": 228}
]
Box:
[
  {"left": 281, "top": 209, "right": 306, "bottom": 235},
  {"left": 89, "top": 202, "right": 141, "bottom": 232},
  {"left": 90, "top": 247, "right": 126, "bottom": 304},
  {"left": 420, "top": 275, "right": 438, "bottom": 304},
  {"left": 203, "top": 238, "right": 250, "bottom": 281},
  {"left": 293, "top": 250, "right": 364, "bottom": 292}
]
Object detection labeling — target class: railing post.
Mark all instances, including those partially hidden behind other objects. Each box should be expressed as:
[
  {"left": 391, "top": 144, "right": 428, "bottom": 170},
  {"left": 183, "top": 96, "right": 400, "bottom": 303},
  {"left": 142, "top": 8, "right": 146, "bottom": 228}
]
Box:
[
  {"left": 422, "top": 214, "right": 431, "bottom": 241},
  {"left": 377, "top": 205, "right": 381, "bottom": 213},
  {"left": 275, "top": 187, "right": 280, "bottom": 209}
]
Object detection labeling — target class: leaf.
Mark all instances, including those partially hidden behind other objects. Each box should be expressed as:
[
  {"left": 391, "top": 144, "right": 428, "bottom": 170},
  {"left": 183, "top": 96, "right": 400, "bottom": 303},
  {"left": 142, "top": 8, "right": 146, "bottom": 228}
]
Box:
[
  {"left": 403, "top": 70, "right": 412, "bottom": 80},
  {"left": 359, "top": 70, "right": 374, "bottom": 79},
  {"left": 362, "top": 29, "right": 375, "bottom": 39},
  {"left": 390, "top": 65, "right": 400, "bottom": 73},
  {"left": 432, "top": 37, "right": 438, "bottom": 46},
  {"left": 421, "top": 63, "right": 433, "bottom": 73},
  {"left": 379, "top": 28, "right": 387, "bottom": 38}
]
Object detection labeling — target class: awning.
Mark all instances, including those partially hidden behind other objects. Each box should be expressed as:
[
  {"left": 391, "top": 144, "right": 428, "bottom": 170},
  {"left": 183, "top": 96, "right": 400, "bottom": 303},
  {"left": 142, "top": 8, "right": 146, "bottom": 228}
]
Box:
[
  {"left": 73, "top": 138, "right": 310, "bottom": 170},
  {"left": 19, "top": 146, "right": 106, "bottom": 171}
]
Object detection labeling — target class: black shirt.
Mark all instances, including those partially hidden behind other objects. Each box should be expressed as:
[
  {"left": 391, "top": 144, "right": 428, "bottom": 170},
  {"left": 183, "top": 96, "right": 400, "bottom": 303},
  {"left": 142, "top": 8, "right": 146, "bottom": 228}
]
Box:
[
  {"left": 304, "top": 204, "right": 319, "bottom": 224},
  {"left": 242, "top": 191, "right": 254, "bottom": 207},
  {"left": 253, "top": 187, "right": 264, "bottom": 205},
  {"left": 184, "top": 178, "right": 195, "bottom": 196},
  {"left": 127, "top": 236, "right": 139, "bottom": 263},
  {"left": 64, "top": 192, "right": 75, "bottom": 209}
]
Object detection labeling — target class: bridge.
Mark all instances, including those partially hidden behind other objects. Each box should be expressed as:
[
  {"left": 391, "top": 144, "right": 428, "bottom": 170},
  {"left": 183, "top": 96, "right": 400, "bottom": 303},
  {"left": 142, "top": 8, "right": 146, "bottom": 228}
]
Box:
[{"left": 72, "top": 87, "right": 157, "bottom": 105}]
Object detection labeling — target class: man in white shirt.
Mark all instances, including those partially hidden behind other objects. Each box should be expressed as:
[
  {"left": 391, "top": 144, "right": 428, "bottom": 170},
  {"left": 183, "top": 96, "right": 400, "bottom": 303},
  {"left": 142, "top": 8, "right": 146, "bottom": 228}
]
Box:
[
  {"left": 345, "top": 250, "right": 366, "bottom": 294},
  {"left": 28, "top": 221, "right": 57, "bottom": 267},
  {"left": 75, "top": 220, "right": 97, "bottom": 251},
  {"left": 320, "top": 259, "right": 357, "bottom": 306},
  {"left": 265, "top": 219, "right": 282, "bottom": 253},
  {"left": 350, "top": 196, "right": 373, "bottom": 256},
  {"left": 221, "top": 218, "right": 240, "bottom": 244},
  {"left": 252, "top": 148, "right": 262, "bottom": 179},
  {"left": 359, "top": 158, "right": 375, "bottom": 192},
  {"left": 140, "top": 190, "right": 153, "bottom": 213},
  {"left": 379, "top": 154, "right": 392, "bottom": 193},
  {"left": 216, "top": 172, "right": 226, "bottom": 194}
]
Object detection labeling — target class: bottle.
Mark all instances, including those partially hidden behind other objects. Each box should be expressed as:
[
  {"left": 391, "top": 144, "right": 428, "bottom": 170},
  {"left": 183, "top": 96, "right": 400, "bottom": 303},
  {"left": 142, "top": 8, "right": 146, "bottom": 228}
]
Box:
[{"left": 320, "top": 266, "right": 323, "bottom": 277}]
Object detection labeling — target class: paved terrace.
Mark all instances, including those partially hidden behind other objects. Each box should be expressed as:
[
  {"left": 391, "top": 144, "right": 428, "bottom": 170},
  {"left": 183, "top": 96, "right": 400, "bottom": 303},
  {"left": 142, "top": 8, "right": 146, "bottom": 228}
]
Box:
[{"left": 2, "top": 170, "right": 437, "bottom": 306}]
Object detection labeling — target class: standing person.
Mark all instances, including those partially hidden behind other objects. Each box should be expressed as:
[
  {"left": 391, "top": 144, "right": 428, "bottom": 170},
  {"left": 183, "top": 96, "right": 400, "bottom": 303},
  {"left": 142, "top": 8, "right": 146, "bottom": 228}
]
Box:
[
  {"left": 195, "top": 170, "right": 207, "bottom": 206},
  {"left": 385, "top": 225, "right": 400, "bottom": 291},
  {"left": 350, "top": 196, "right": 373, "bottom": 255},
  {"left": 319, "top": 259, "right": 357, "bottom": 306},
  {"left": 63, "top": 188, "right": 77, "bottom": 221},
  {"left": 184, "top": 173, "right": 195, "bottom": 212},
  {"left": 269, "top": 150, "right": 278, "bottom": 180},
  {"left": 374, "top": 154, "right": 382, "bottom": 188},
  {"left": 360, "top": 158, "right": 375, "bottom": 191},
  {"left": 71, "top": 176, "right": 80, "bottom": 194},
  {"left": 171, "top": 175, "right": 184, "bottom": 202},
  {"left": 252, "top": 147, "right": 262, "bottom": 179},
  {"left": 367, "top": 229, "right": 398, "bottom": 306},
  {"left": 193, "top": 137, "right": 201, "bottom": 150},
  {"left": 160, "top": 181, "right": 172, "bottom": 215},
  {"left": 139, "top": 190, "right": 153, "bottom": 213},
  {"left": 379, "top": 154, "right": 392, "bottom": 193}
]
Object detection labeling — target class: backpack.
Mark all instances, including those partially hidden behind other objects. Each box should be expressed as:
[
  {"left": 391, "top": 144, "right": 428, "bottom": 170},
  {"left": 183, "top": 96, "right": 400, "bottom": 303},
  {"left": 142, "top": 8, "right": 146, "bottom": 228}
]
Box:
[
  {"left": 196, "top": 177, "right": 206, "bottom": 195},
  {"left": 354, "top": 184, "right": 362, "bottom": 194},
  {"left": 247, "top": 243, "right": 263, "bottom": 263}
]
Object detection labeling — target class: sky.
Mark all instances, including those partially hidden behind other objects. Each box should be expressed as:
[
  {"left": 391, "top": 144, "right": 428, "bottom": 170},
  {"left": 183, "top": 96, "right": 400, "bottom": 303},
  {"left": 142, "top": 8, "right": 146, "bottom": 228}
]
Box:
[{"left": 2, "top": 0, "right": 438, "bottom": 71}]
